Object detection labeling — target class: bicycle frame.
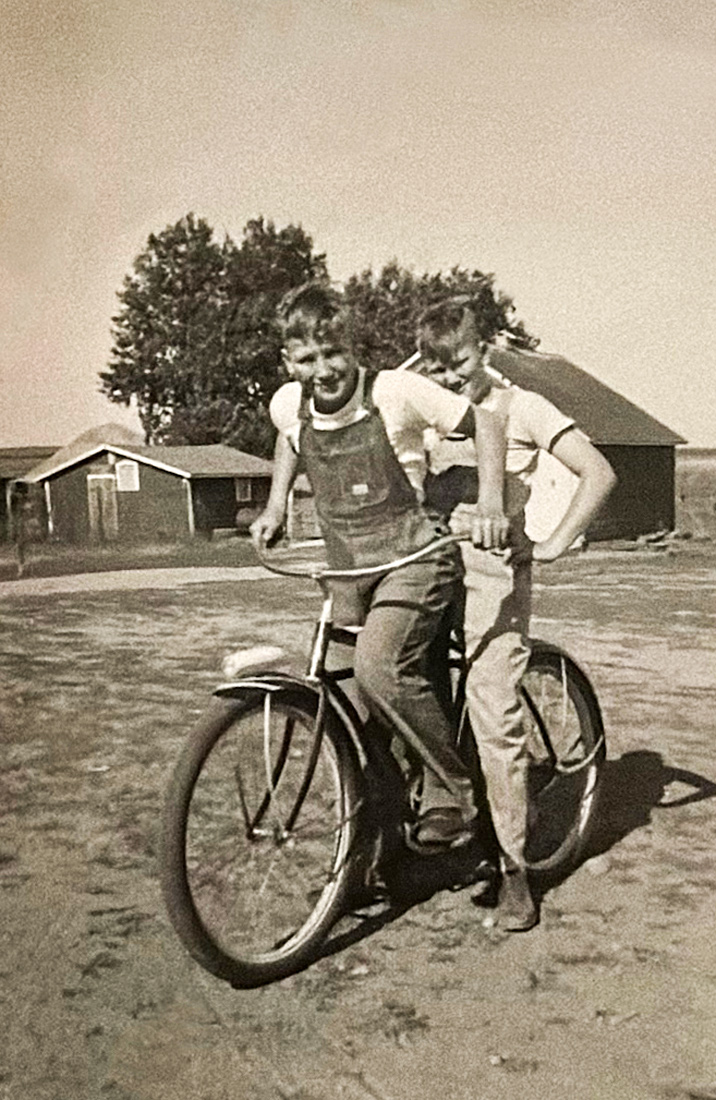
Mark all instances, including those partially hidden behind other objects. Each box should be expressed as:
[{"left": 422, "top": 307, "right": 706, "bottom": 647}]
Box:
[
  {"left": 160, "top": 537, "right": 608, "bottom": 989},
  {"left": 212, "top": 538, "right": 605, "bottom": 837},
  {"left": 214, "top": 534, "right": 464, "bottom": 769}
]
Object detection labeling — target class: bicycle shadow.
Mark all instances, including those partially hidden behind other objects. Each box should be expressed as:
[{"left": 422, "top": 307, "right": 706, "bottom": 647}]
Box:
[
  {"left": 319, "top": 750, "right": 716, "bottom": 962},
  {"left": 537, "top": 748, "right": 716, "bottom": 894}
]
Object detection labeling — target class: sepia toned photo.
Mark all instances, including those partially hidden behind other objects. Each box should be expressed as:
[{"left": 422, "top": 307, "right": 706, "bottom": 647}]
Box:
[{"left": 2, "top": 3, "right": 715, "bottom": 1098}]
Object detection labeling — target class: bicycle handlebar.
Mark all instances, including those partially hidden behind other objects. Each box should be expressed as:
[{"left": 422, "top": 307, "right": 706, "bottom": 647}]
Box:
[{"left": 254, "top": 533, "right": 467, "bottom": 581}]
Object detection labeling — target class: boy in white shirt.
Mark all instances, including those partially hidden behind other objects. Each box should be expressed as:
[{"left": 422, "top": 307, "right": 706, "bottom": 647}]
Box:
[{"left": 416, "top": 295, "right": 616, "bottom": 927}]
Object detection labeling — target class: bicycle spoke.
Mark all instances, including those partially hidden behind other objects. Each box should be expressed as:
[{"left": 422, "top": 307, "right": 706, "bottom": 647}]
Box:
[
  {"left": 179, "top": 692, "right": 355, "bottom": 968},
  {"left": 521, "top": 648, "right": 605, "bottom": 871}
]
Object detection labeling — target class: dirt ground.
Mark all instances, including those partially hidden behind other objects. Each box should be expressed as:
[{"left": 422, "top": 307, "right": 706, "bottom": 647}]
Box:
[{"left": 1, "top": 542, "right": 716, "bottom": 1100}]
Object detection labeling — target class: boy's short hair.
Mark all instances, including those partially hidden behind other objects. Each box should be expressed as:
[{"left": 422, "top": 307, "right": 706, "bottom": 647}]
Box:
[
  {"left": 416, "top": 294, "right": 491, "bottom": 359},
  {"left": 277, "top": 282, "right": 352, "bottom": 347}
]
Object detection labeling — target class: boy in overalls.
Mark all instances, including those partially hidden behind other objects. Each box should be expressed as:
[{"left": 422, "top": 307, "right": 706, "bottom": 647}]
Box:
[
  {"left": 251, "top": 283, "right": 509, "bottom": 850},
  {"left": 416, "top": 296, "right": 616, "bottom": 925}
]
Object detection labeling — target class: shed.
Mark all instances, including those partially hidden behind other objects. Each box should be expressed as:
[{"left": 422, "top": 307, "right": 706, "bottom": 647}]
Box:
[
  {"left": 483, "top": 346, "right": 686, "bottom": 540},
  {"left": 0, "top": 446, "right": 58, "bottom": 540},
  {"left": 23, "top": 428, "right": 273, "bottom": 544},
  {"left": 675, "top": 448, "right": 716, "bottom": 540}
]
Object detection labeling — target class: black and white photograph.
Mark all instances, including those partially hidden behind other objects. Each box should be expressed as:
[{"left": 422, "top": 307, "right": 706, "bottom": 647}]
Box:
[{"left": 2, "top": 3, "right": 715, "bottom": 1098}]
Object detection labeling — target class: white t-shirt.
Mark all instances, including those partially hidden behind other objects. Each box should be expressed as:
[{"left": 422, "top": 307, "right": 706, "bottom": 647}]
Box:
[
  {"left": 427, "top": 383, "right": 580, "bottom": 532},
  {"left": 270, "top": 368, "right": 471, "bottom": 497}
]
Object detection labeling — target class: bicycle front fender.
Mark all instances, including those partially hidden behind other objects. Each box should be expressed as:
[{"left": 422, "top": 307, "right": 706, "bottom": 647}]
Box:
[
  {"left": 214, "top": 670, "right": 309, "bottom": 698},
  {"left": 213, "top": 673, "right": 368, "bottom": 766}
]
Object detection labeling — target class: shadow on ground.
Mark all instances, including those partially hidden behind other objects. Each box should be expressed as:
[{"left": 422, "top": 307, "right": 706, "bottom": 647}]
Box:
[
  {"left": 586, "top": 748, "right": 716, "bottom": 857},
  {"left": 318, "top": 749, "right": 716, "bottom": 972}
]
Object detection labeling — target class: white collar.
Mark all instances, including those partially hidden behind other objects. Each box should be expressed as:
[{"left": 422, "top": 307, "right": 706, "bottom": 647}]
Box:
[{"left": 309, "top": 367, "right": 369, "bottom": 430}]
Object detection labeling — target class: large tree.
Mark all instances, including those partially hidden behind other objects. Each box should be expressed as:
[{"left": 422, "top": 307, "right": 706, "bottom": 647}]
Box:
[
  {"left": 102, "top": 217, "right": 537, "bottom": 454},
  {"left": 344, "top": 262, "right": 538, "bottom": 373},
  {"left": 100, "top": 214, "right": 327, "bottom": 453}
]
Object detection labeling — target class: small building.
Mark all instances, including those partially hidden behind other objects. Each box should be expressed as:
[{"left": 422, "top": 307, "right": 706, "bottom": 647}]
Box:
[
  {"left": 675, "top": 448, "right": 716, "bottom": 540},
  {"left": 0, "top": 446, "right": 58, "bottom": 541},
  {"left": 23, "top": 425, "right": 273, "bottom": 544},
  {"left": 484, "top": 346, "right": 687, "bottom": 541}
]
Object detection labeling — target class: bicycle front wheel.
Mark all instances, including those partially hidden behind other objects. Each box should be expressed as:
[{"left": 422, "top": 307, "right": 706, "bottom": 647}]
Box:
[
  {"left": 161, "top": 686, "right": 361, "bottom": 988},
  {"left": 521, "top": 643, "right": 605, "bottom": 874}
]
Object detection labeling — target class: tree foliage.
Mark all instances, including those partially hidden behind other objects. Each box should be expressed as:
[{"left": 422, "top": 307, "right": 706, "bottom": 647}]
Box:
[
  {"left": 101, "top": 215, "right": 537, "bottom": 455},
  {"left": 344, "top": 261, "right": 538, "bottom": 373},
  {"left": 100, "top": 214, "right": 327, "bottom": 453}
]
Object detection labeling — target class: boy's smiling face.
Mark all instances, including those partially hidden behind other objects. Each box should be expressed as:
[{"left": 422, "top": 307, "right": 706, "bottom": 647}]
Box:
[
  {"left": 283, "top": 333, "right": 359, "bottom": 414},
  {"left": 421, "top": 312, "right": 491, "bottom": 404}
]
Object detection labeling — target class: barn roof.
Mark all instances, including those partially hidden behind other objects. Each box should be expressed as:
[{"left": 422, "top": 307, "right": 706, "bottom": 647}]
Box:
[
  {"left": 23, "top": 433, "right": 273, "bottom": 483},
  {"left": 126, "top": 444, "right": 273, "bottom": 478},
  {"left": 0, "top": 446, "right": 59, "bottom": 480},
  {"left": 21, "top": 424, "right": 145, "bottom": 482},
  {"left": 485, "top": 346, "right": 686, "bottom": 446}
]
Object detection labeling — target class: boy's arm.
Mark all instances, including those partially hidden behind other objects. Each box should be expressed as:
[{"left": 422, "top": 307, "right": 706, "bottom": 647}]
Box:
[
  {"left": 250, "top": 432, "right": 300, "bottom": 548},
  {"left": 530, "top": 430, "right": 616, "bottom": 562},
  {"left": 457, "top": 405, "right": 510, "bottom": 549}
]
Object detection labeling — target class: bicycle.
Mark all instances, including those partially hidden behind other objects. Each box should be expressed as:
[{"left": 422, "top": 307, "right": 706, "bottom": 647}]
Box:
[{"left": 160, "top": 535, "right": 606, "bottom": 989}]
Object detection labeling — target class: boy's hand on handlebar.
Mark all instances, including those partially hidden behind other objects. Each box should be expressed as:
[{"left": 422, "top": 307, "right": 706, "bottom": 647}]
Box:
[
  {"left": 249, "top": 508, "right": 285, "bottom": 551},
  {"left": 471, "top": 504, "right": 510, "bottom": 550}
]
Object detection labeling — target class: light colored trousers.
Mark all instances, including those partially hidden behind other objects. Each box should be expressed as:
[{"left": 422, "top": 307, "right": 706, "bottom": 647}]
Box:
[{"left": 461, "top": 543, "right": 532, "bottom": 868}]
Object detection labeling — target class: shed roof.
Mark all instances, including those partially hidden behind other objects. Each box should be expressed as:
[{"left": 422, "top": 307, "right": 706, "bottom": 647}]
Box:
[
  {"left": 0, "top": 446, "right": 59, "bottom": 480},
  {"left": 22, "top": 424, "right": 145, "bottom": 482},
  {"left": 485, "top": 346, "right": 686, "bottom": 446},
  {"left": 23, "top": 434, "right": 273, "bottom": 483},
  {"left": 126, "top": 444, "right": 273, "bottom": 478}
]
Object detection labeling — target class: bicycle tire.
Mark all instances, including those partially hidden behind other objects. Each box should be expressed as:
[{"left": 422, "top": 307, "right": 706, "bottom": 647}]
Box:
[
  {"left": 160, "top": 687, "right": 361, "bottom": 988},
  {"left": 521, "top": 643, "right": 605, "bottom": 873}
]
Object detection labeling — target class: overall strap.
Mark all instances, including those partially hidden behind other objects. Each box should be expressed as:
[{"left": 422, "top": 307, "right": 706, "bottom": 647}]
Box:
[
  {"left": 362, "top": 370, "right": 378, "bottom": 411},
  {"left": 298, "top": 386, "right": 311, "bottom": 423}
]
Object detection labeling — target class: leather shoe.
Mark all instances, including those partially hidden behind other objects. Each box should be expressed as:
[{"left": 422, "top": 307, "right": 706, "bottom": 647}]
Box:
[{"left": 498, "top": 868, "right": 539, "bottom": 932}]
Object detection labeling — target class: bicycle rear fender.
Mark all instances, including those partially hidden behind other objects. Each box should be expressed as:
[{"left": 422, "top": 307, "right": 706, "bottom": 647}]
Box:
[{"left": 528, "top": 638, "right": 604, "bottom": 733}]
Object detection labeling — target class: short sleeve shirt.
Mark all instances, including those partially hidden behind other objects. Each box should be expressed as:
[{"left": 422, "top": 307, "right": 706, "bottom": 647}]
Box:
[
  {"left": 426, "top": 383, "right": 579, "bottom": 515},
  {"left": 270, "top": 368, "right": 471, "bottom": 496}
]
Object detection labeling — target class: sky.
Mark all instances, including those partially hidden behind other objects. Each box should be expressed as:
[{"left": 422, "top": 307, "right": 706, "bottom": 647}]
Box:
[{"left": 2, "top": 0, "right": 715, "bottom": 448}]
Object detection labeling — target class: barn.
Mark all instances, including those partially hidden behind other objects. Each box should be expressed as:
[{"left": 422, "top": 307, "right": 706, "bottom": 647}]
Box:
[
  {"left": 482, "top": 346, "right": 687, "bottom": 541},
  {"left": 23, "top": 425, "right": 273, "bottom": 544}
]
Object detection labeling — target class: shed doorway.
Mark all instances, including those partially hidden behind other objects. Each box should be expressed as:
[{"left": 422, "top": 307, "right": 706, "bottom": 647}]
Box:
[{"left": 87, "top": 474, "right": 118, "bottom": 543}]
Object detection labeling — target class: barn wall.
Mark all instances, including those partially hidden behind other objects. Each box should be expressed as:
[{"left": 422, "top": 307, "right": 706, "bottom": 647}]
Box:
[
  {"left": 47, "top": 461, "right": 190, "bottom": 543},
  {"left": 519, "top": 445, "right": 677, "bottom": 543},
  {"left": 194, "top": 476, "right": 271, "bottom": 533},
  {"left": 48, "top": 466, "right": 92, "bottom": 543},
  {"left": 591, "top": 445, "right": 675, "bottom": 539},
  {"left": 115, "top": 463, "right": 189, "bottom": 542}
]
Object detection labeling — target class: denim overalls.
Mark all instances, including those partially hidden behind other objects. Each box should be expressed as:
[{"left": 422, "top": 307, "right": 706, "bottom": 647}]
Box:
[{"left": 298, "top": 376, "right": 474, "bottom": 812}]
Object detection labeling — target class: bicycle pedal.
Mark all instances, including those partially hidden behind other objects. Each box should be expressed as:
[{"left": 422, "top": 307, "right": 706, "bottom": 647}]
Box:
[{"left": 404, "top": 812, "right": 475, "bottom": 856}]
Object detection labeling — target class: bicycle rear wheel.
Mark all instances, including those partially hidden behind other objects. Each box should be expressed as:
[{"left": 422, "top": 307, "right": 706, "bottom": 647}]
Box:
[
  {"left": 522, "top": 643, "right": 605, "bottom": 873},
  {"left": 161, "top": 686, "right": 361, "bottom": 988}
]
